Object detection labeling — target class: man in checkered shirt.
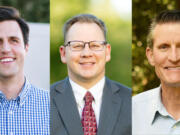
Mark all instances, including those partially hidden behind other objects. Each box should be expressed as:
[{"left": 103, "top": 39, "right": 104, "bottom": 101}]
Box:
[{"left": 0, "top": 6, "right": 49, "bottom": 135}]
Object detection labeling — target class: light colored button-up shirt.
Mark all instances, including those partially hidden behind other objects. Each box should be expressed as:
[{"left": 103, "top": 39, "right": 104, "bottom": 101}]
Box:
[
  {"left": 133, "top": 87, "right": 180, "bottom": 135},
  {"left": 69, "top": 77, "right": 105, "bottom": 126}
]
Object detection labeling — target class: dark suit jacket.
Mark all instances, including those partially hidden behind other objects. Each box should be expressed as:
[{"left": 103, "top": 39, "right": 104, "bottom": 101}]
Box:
[{"left": 50, "top": 77, "right": 131, "bottom": 135}]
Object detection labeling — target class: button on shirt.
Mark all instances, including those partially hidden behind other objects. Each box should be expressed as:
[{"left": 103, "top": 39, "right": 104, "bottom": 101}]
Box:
[
  {"left": 133, "top": 87, "right": 180, "bottom": 135},
  {"left": 0, "top": 79, "right": 49, "bottom": 135},
  {"left": 69, "top": 77, "right": 105, "bottom": 126}
]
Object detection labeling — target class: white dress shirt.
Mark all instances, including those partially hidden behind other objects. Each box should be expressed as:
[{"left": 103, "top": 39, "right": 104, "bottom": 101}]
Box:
[
  {"left": 69, "top": 77, "right": 105, "bottom": 126},
  {"left": 133, "top": 87, "right": 180, "bottom": 135}
]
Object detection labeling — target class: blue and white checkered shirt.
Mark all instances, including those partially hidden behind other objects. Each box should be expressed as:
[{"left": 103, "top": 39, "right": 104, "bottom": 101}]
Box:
[{"left": 0, "top": 80, "right": 50, "bottom": 135}]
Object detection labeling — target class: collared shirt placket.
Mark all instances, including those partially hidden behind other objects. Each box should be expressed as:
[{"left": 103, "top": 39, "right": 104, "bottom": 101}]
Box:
[{"left": 7, "top": 99, "right": 18, "bottom": 135}]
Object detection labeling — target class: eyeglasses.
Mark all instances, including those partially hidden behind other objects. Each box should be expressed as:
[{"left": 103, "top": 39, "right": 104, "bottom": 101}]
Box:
[{"left": 64, "top": 40, "right": 107, "bottom": 51}]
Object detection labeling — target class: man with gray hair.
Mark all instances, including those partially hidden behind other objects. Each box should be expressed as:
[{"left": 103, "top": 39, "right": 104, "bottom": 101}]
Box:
[
  {"left": 133, "top": 10, "right": 180, "bottom": 135},
  {"left": 51, "top": 14, "right": 131, "bottom": 135}
]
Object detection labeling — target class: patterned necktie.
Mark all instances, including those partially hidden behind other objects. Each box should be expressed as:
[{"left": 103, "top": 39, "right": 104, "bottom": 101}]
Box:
[{"left": 81, "top": 91, "right": 97, "bottom": 135}]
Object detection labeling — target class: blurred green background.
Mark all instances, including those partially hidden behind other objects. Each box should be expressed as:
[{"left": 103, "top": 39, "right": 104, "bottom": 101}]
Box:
[
  {"left": 50, "top": 0, "right": 132, "bottom": 87},
  {"left": 132, "top": 0, "right": 180, "bottom": 95},
  {"left": 2, "top": 0, "right": 179, "bottom": 91},
  {"left": 0, "top": 0, "right": 49, "bottom": 22}
]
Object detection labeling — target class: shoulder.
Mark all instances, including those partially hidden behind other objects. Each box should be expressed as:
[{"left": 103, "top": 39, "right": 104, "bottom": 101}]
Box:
[
  {"left": 106, "top": 78, "right": 131, "bottom": 97},
  {"left": 132, "top": 87, "right": 160, "bottom": 108},
  {"left": 50, "top": 78, "right": 67, "bottom": 90},
  {"left": 132, "top": 87, "right": 160, "bottom": 132},
  {"left": 29, "top": 83, "right": 49, "bottom": 100},
  {"left": 107, "top": 78, "right": 131, "bottom": 92},
  {"left": 50, "top": 78, "right": 68, "bottom": 97},
  {"left": 26, "top": 83, "right": 50, "bottom": 110},
  {"left": 133, "top": 87, "right": 159, "bottom": 104}
]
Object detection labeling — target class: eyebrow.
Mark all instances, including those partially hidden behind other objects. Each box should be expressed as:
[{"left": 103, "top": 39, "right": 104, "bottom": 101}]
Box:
[
  {"left": 176, "top": 42, "right": 180, "bottom": 46},
  {"left": 0, "top": 36, "right": 21, "bottom": 43},
  {"left": 9, "top": 36, "right": 20, "bottom": 39},
  {"left": 156, "top": 42, "right": 180, "bottom": 47}
]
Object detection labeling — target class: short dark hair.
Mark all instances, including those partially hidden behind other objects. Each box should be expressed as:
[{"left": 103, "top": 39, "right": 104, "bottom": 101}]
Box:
[
  {"left": 63, "top": 14, "right": 107, "bottom": 42},
  {"left": 147, "top": 10, "right": 180, "bottom": 48},
  {"left": 0, "top": 6, "right": 29, "bottom": 45}
]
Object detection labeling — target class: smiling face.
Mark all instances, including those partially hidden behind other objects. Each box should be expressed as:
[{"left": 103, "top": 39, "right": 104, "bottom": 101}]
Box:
[
  {"left": 60, "top": 22, "right": 111, "bottom": 84},
  {"left": 146, "top": 23, "right": 180, "bottom": 87},
  {"left": 0, "top": 20, "right": 28, "bottom": 80}
]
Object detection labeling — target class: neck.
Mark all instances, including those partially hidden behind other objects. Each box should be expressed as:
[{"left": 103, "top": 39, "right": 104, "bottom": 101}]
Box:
[
  {"left": 0, "top": 74, "right": 25, "bottom": 100},
  {"left": 161, "top": 84, "right": 180, "bottom": 120}
]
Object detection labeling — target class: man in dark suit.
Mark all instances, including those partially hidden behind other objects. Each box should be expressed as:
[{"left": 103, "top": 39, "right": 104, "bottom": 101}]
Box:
[{"left": 50, "top": 14, "right": 131, "bottom": 135}]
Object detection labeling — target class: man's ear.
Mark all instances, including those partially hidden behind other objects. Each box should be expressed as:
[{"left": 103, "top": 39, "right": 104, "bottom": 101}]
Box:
[
  {"left": 146, "top": 47, "right": 155, "bottom": 66},
  {"left": 59, "top": 45, "right": 67, "bottom": 64},
  {"left": 25, "top": 44, "right": 29, "bottom": 54},
  {"left": 105, "top": 44, "right": 111, "bottom": 62}
]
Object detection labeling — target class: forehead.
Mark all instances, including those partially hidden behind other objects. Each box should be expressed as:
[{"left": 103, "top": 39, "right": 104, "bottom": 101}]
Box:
[
  {"left": 66, "top": 22, "right": 105, "bottom": 41},
  {"left": 153, "top": 23, "right": 180, "bottom": 45},
  {"left": 0, "top": 20, "right": 23, "bottom": 38}
]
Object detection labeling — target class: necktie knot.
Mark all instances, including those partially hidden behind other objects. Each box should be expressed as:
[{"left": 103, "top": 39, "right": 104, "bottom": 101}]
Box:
[
  {"left": 84, "top": 91, "right": 94, "bottom": 104},
  {"left": 84, "top": 92, "right": 94, "bottom": 104}
]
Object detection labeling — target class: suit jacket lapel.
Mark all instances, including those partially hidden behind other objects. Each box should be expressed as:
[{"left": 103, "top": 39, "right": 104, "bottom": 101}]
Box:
[
  {"left": 53, "top": 78, "right": 83, "bottom": 135},
  {"left": 97, "top": 78, "right": 122, "bottom": 135}
]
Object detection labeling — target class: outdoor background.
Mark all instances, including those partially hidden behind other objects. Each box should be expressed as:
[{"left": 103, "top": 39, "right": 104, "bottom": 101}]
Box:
[
  {"left": 50, "top": 0, "right": 132, "bottom": 87},
  {"left": 132, "top": 0, "right": 180, "bottom": 95},
  {"left": 0, "top": 0, "right": 50, "bottom": 90}
]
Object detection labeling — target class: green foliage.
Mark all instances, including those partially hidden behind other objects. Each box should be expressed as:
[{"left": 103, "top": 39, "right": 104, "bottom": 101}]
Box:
[
  {"left": 0, "top": 0, "right": 49, "bottom": 22},
  {"left": 50, "top": 0, "right": 131, "bottom": 87},
  {"left": 132, "top": 0, "right": 180, "bottom": 95}
]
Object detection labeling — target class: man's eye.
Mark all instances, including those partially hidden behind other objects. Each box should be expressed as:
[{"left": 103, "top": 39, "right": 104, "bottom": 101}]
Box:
[
  {"left": 73, "top": 44, "right": 83, "bottom": 48},
  {"left": 10, "top": 38, "right": 19, "bottom": 44},
  {"left": 158, "top": 44, "right": 169, "bottom": 49},
  {"left": 90, "top": 44, "right": 101, "bottom": 48},
  {"left": 91, "top": 44, "right": 99, "bottom": 47},
  {"left": 12, "top": 39, "right": 18, "bottom": 42}
]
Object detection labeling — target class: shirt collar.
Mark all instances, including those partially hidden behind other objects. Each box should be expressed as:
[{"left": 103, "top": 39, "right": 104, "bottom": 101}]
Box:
[
  {"left": 0, "top": 91, "right": 5, "bottom": 103},
  {"left": 0, "top": 78, "right": 31, "bottom": 106},
  {"left": 151, "top": 86, "right": 170, "bottom": 125},
  {"left": 69, "top": 77, "right": 105, "bottom": 104},
  {"left": 18, "top": 79, "right": 32, "bottom": 106}
]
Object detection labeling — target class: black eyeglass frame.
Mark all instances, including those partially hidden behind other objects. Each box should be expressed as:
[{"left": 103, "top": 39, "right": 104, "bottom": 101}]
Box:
[{"left": 63, "top": 40, "right": 108, "bottom": 51}]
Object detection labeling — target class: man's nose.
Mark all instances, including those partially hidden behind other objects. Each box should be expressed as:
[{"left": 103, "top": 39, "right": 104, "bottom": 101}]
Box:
[
  {"left": 168, "top": 46, "right": 180, "bottom": 62},
  {"left": 0, "top": 41, "right": 11, "bottom": 53},
  {"left": 80, "top": 43, "right": 93, "bottom": 57}
]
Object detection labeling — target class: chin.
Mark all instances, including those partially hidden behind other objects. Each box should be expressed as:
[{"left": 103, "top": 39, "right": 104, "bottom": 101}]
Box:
[
  {"left": 163, "top": 81, "right": 180, "bottom": 88},
  {"left": 80, "top": 75, "right": 95, "bottom": 80},
  {"left": 0, "top": 70, "right": 18, "bottom": 78},
  {"left": 0, "top": 73, "right": 15, "bottom": 78}
]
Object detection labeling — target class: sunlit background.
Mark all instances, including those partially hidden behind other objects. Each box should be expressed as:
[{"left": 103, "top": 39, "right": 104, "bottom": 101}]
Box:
[
  {"left": 132, "top": 0, "right": 180, "bottom": 95},
  {"left": 50, "top": 0, "right": 132, "bottom": 87}
]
